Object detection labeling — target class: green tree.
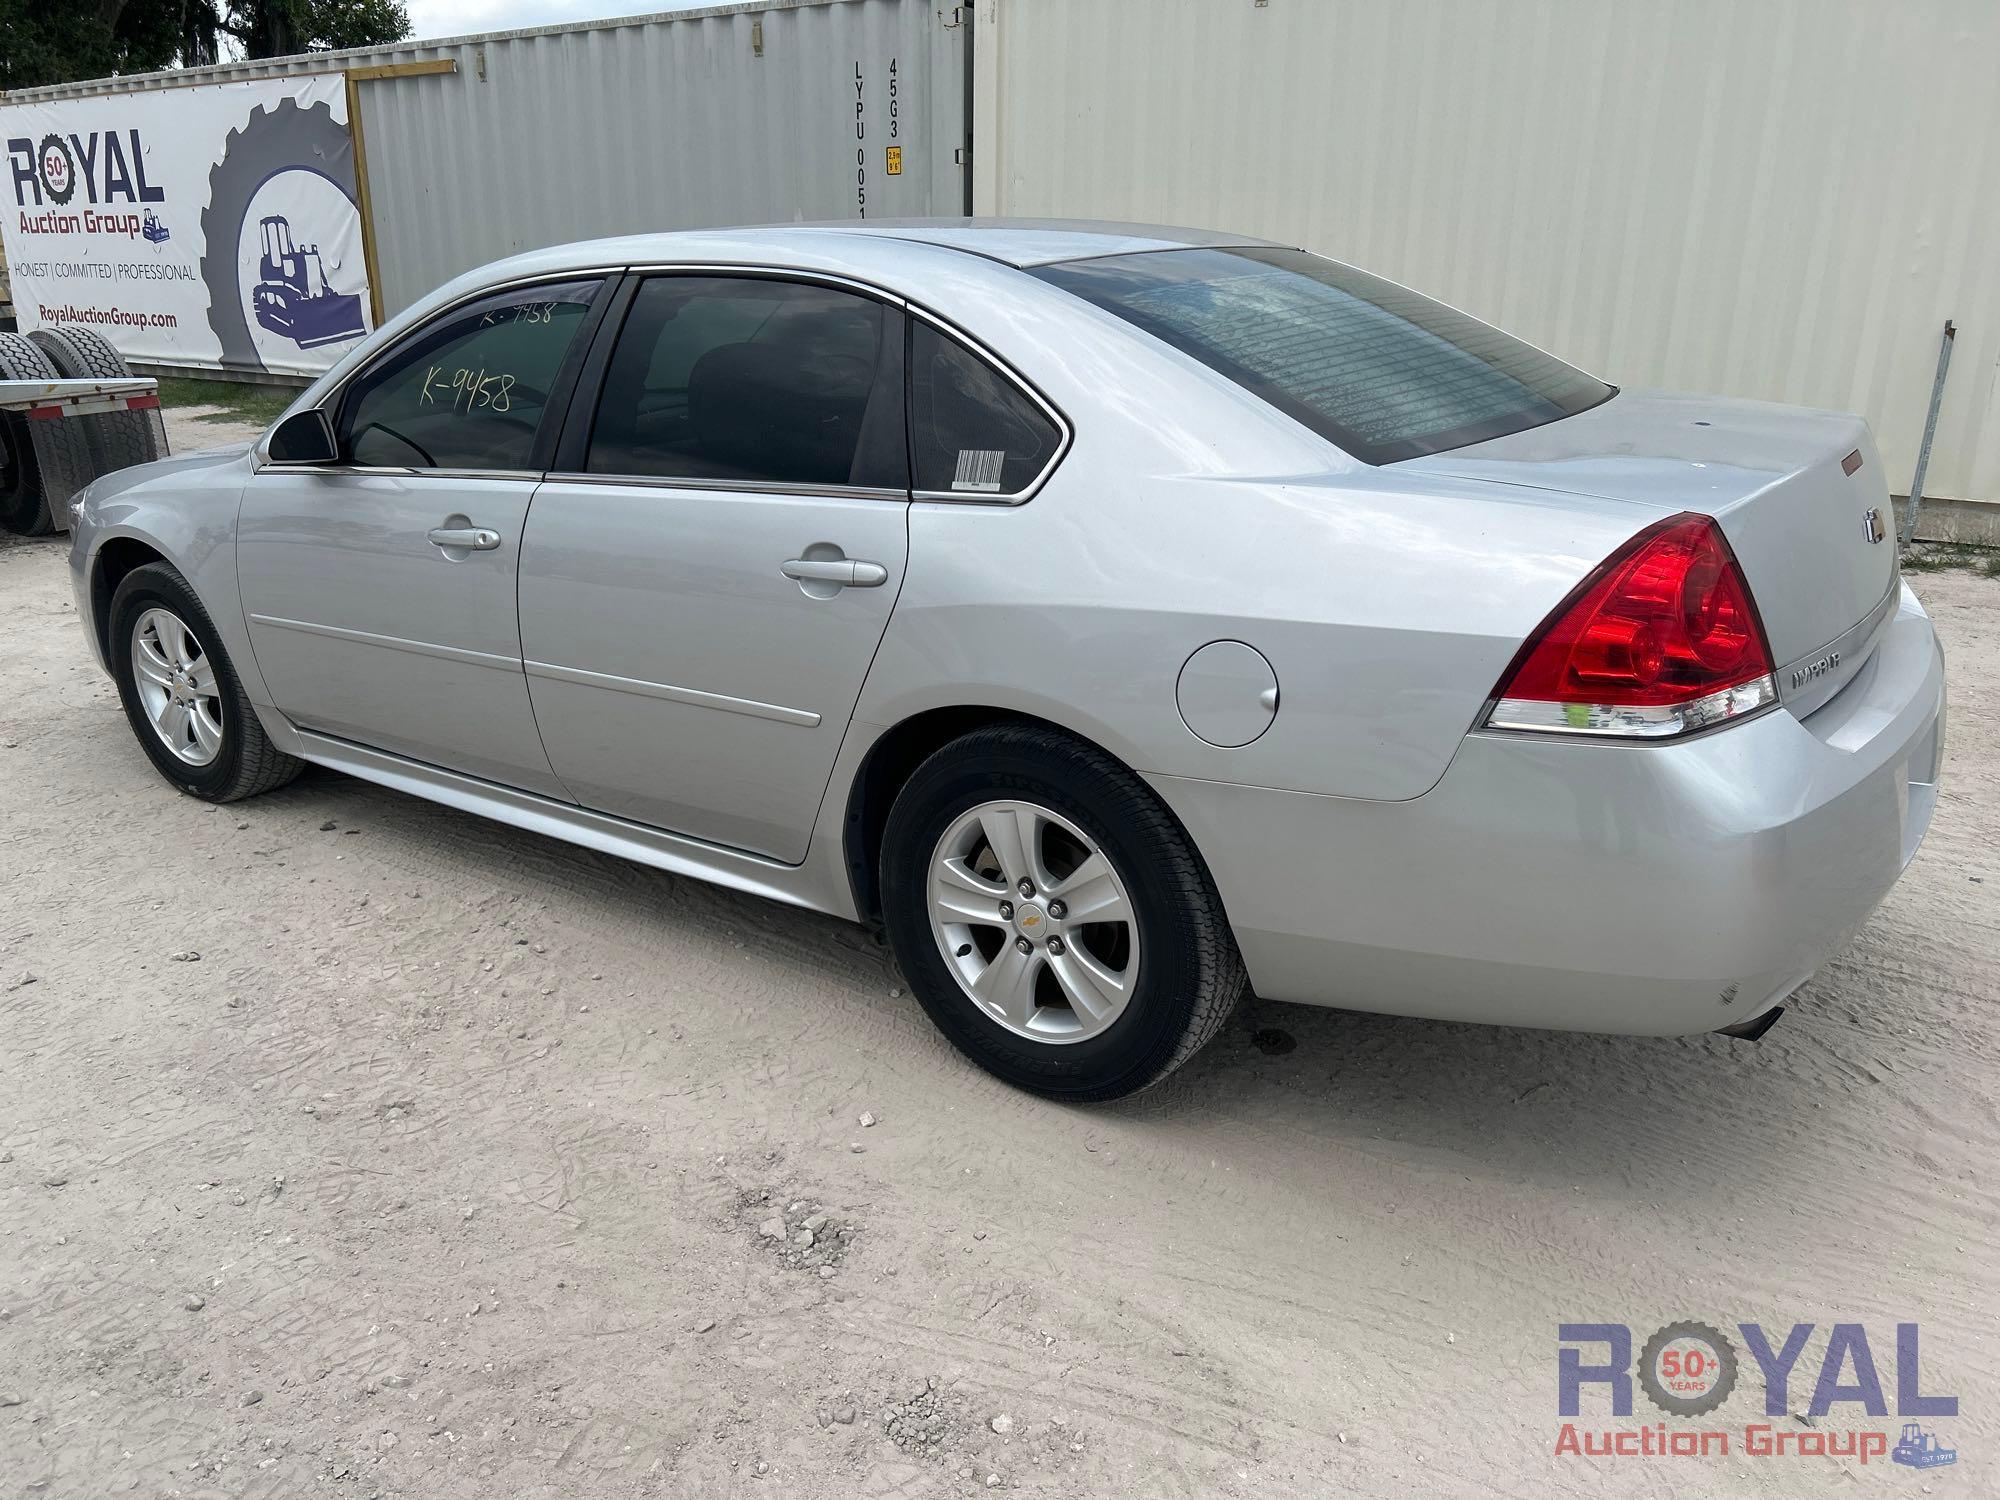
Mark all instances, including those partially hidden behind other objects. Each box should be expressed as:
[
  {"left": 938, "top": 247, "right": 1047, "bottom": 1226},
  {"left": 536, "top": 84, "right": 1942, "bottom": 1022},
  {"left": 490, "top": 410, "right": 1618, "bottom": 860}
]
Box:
[
  {"left": 0, "top": 0, "right": 180, "bottom": 88},
  {"left": 0, "top": 0, "right": 412, "bottom": 91}
]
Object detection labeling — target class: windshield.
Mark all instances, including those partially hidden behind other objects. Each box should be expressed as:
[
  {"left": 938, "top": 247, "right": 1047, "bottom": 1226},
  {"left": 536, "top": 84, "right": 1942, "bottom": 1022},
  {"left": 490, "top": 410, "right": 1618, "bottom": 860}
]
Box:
[{"left": 1034, "top": 246, "right": 1613, "bottom": 465}]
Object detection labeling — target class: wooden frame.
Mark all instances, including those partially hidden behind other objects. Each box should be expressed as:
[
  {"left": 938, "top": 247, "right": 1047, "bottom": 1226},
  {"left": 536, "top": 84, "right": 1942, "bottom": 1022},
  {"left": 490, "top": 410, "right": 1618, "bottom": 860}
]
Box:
[{"left": 343, "top": 60, "right": 459, "bottom": 326}]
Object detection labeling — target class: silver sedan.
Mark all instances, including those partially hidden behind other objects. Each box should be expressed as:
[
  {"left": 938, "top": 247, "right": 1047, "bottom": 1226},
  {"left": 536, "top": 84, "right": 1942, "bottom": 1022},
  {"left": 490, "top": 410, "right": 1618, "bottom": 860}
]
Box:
[{"left": 67, "top": 221, "right": 1946, "bottom": 1099}]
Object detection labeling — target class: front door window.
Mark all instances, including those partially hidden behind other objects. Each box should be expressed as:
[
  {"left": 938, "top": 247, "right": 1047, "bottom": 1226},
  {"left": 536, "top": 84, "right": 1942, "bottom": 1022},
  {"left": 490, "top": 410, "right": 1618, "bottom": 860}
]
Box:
[{"left": 338, "top": 279, "right": 602, "bottom": 470}]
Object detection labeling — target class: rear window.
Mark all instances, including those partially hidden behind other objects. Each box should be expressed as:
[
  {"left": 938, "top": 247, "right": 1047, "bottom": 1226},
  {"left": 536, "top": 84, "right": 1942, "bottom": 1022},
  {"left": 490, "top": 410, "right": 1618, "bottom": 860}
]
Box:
[{"left": 1034, "top": 247, "right": 1612, "bottom": 465}]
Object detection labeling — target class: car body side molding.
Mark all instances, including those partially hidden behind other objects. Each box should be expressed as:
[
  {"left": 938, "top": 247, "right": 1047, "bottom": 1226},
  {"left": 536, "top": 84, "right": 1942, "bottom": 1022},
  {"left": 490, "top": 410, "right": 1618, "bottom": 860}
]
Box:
[
  {"left": 249, "top": 612, "right": 521, "bottom": 673},
  {"left": 522, "top": 659, "right": 822, "bottom": 728},
  {"left": 290, "top": 727, "right": 867, "bottom": 918}
]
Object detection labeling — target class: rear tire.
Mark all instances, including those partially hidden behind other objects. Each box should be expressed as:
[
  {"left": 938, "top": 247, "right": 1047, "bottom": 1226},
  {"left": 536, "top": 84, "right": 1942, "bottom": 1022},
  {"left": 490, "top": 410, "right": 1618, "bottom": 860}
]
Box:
[
  {"left": 880, "top": 723, "right": 1245, "bottom": 1101},
  {"left": 108, "top": 562, "right": 304, "bottom": 802},
  {"left": 0, "top": 331, "right": 90, "bottom": 535}
]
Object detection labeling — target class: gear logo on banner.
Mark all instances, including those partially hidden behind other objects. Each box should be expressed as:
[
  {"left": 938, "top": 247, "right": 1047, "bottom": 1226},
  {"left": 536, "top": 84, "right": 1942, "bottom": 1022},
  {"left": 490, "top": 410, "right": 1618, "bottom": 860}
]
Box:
[{"left": 201, "top": 98, "right": 368, "bottom": 367}]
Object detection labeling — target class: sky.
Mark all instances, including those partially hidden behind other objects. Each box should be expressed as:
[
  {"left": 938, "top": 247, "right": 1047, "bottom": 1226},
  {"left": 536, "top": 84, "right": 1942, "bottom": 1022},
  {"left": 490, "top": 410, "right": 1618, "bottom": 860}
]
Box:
[{"left": 402, "top": 0, "right": 710, "bottom": 43}]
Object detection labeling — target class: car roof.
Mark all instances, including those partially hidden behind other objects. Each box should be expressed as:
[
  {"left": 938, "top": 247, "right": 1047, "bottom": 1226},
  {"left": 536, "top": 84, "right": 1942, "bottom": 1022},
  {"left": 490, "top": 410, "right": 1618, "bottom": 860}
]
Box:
[
  {"left": 789, "top": 218, "right": 1285, "bottom": 267},
  {"left": 462, "top": 219, "right": 1285, "bottom": 287}
]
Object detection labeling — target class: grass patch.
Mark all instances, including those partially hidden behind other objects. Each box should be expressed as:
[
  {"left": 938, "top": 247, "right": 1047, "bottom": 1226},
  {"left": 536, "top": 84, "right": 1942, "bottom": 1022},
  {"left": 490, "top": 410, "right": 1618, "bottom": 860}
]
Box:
[
  {"left": 154, "top": 377, "right": 298, "bottom": 428},
  {"left": 1902, "top": 542, "right": 2000, "bottom": 578}
]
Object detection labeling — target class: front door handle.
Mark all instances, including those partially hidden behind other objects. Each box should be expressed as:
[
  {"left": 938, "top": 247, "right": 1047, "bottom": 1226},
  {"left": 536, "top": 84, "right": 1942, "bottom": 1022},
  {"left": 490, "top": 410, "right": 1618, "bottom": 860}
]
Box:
[
  {"left": 781, "top": 557, "right": 888, "bottom": 588},
  {"left": 428, "top": 526, "right": 501, "bottom": 551}
]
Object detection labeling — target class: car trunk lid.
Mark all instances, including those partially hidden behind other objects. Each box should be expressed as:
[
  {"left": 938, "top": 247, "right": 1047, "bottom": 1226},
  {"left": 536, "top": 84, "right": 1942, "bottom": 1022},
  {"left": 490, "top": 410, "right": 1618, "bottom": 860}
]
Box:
[{"left": 1402, "top": 389, "right": 1900, "bottom": 706}]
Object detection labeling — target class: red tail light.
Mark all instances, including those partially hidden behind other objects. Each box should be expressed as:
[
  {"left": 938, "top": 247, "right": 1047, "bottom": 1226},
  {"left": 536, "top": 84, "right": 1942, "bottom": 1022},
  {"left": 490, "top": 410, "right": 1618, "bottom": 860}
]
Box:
[{"left": 1485, "top": 513, "right": 1778, "bottom": 738}]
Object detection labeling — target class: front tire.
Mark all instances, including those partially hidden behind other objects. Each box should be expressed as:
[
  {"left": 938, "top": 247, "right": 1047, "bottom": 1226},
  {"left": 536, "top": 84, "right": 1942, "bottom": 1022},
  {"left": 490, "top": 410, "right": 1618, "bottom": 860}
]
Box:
[
  {"left": 108, "top": 562, "right": 304, "bottom": 801},
  {"left": 880, "top": 723, "right": 1245, "bottom": 1101}
]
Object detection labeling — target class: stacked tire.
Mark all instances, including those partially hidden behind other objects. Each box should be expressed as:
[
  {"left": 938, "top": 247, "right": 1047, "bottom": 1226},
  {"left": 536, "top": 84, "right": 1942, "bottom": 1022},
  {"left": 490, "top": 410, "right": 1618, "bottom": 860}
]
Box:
[
  {"left": 0, "top": 332, "right": 87, "bottom": 535},
  {"left": 0, "top": 327, "right": 166, "bottom": 536},
  {"left": 29, "top": 327, "right": 168, "bottom": 477}
]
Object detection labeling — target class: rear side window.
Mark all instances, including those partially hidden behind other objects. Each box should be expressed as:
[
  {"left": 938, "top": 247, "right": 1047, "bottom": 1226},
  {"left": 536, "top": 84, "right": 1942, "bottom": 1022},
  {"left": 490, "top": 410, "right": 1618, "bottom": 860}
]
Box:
[
  {"left": 339, "top": 279, "right": 600, "bottom": 470},
  {"left": 909, "top": 323, "right": 1063, "bottom": 496},
  {"left": 1035, "top": 247, "right": 1612, "bottom": 465},
  {"left": 586, "top": 276, "right": 907, "bottom": 490}
]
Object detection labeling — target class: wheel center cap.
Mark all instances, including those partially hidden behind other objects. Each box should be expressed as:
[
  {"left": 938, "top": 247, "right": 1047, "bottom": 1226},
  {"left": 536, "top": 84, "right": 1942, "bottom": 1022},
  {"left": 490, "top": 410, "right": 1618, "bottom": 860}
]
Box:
[{"left": 1014, "top": 901, "right": 1050, "bottom": 938}]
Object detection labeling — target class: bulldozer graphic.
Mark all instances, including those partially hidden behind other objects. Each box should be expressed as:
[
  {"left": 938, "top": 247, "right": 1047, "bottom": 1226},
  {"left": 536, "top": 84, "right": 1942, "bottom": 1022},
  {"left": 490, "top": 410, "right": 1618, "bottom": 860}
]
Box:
[
  {"left": 1891, "top": 1422, "right": 1958, "bottom": 1469},
  {"left": 250, "top": 214, "right": 366, "bottom": 350},
  {"left": 201, "top": 97, "right": 369, "bottom": 372}
]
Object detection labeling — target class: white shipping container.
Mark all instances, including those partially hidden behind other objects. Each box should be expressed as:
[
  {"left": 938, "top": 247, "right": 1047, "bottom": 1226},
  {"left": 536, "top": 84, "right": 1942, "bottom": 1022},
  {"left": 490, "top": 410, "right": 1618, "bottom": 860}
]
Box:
[
  {"left": 6, "top": 0, "right": 969, "bottom": 320},
  {"left": 356, "top": 0, "right": 969, "bottom": 311},
  {"left": 11, "top": 0, "right": 1998, "bottom": 512},
  {"left": 973, "top": 0, "right": 2000, "bottom": 506}
]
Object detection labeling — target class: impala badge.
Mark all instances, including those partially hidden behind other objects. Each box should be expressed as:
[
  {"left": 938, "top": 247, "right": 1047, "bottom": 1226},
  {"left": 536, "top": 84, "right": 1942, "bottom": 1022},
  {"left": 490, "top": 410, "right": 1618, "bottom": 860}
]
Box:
[
  {"left": 1862, "top": 507, "right": 1885, "bottom": 544},
  {"left": 1791, "top": 652, "right": 1842, "bottom": 690}
]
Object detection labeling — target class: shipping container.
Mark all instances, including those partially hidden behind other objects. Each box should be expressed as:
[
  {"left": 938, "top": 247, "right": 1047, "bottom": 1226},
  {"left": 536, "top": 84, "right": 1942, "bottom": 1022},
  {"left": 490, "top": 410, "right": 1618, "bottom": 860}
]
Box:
[
  {"left": 4, "top": 0, "right": 969, "bottom": 321},
  {"left": 9, "top": 0, "right": 1999, "bottom": 512},
  {"left": 973, "top": 0, "right": 2000, "bottom": 508}
]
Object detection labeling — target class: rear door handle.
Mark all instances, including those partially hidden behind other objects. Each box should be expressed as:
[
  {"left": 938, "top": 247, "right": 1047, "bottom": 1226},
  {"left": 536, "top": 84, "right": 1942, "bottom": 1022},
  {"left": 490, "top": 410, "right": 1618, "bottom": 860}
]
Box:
[
  {"left": 782, "top": 557, "right": 888, "bottom": 588},
  {"left": 428, "top": 526, "right": 501, "bottom": 551}
]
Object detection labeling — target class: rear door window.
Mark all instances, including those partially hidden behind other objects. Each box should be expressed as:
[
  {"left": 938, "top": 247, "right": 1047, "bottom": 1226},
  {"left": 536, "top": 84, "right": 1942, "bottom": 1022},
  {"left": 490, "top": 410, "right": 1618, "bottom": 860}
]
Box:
[
  {"left": 908, "top": 323, "right": 1063, "bottom": 496},
  {"left": 1035, "top": 247, "right": 1612, "bottom": 465},
  {"left": 585, "top": 275, "right": 907, "bottom": 490},
  {"left": 338, "top": 279, "right": 601, "bottom": 470}
]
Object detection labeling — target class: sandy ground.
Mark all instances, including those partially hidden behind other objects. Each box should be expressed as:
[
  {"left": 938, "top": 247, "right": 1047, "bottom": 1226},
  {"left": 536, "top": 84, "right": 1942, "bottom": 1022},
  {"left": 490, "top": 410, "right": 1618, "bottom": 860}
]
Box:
[{"left": 2, "top": 419, "right": 1997, "bottom": 1497}]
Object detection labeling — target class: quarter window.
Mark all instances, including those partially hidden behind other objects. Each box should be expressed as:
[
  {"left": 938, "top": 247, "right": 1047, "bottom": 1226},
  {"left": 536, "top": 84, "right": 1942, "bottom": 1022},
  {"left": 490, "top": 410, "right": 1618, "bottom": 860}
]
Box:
[
  {"left": 586, "top": 276, "right": 907, "bottom": 490},
  {"left": 909, "top": 323, "right": 1062, "bottom": 496},
  {"left": 338, "top": 279, "right": 601, "bottom": 470}
]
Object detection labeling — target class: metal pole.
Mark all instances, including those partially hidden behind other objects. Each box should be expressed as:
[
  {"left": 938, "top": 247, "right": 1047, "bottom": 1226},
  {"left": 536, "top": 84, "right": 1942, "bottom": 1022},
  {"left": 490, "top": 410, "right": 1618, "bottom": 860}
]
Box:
[
  {"left": 1901, "top": 319, "right": 1956, "bottom": 544},
  {"left": 960, "top": 1, "right": 976, "bottom": 217}
]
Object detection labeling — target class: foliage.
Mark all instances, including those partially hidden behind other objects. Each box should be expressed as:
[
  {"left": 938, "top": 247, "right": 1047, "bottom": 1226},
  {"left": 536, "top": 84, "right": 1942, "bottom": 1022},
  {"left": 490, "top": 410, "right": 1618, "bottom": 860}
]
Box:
[
  {"left": 293, "top": 0, "right": 412, "bottom": 53},
  {"left": 0, "top": 0, "right": 180, "bottom": 88},
  {"left": 154, "top": 376, "right": 300, "bottom": 427},
  {"left": 1901, "top": 542, "right": 2000, "bottom": 578},
  {"left": 0, "top": 0, "right": 412, "bottom": 90}
]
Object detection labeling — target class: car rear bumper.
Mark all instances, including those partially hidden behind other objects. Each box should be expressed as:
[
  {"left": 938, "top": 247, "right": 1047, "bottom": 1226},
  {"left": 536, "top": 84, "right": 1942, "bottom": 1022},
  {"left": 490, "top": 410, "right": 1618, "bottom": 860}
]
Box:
[{"left": 1147, "top": 583, "right": 1946, "bottom": 1036}]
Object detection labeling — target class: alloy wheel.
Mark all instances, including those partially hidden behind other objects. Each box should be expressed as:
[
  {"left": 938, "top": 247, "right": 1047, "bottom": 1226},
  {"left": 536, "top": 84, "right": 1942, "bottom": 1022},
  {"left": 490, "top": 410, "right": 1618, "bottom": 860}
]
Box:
[
  {"left": 926, "top": 799, "right": 1141, "bottom": 1043},
  {"left": 130, "top": 607, "right": 224, "bottom": 767}
]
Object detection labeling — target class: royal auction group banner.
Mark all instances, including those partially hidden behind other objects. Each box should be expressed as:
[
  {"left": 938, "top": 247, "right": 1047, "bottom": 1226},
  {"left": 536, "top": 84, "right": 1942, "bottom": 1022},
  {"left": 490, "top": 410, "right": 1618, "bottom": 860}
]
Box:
[{"left": 1, "top": 75, "right": 373, "bottom": 376}]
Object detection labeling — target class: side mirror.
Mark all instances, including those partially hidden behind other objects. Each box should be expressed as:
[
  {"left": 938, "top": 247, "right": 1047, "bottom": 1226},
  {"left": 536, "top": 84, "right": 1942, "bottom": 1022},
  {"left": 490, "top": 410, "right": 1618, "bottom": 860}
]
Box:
[{"left": 266, "top": 408, "right": 338, "bottom": 465}]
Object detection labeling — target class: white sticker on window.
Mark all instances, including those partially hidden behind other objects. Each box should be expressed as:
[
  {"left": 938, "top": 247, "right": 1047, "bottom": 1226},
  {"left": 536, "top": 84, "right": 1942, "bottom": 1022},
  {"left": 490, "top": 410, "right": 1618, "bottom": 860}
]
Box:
[{"left": 951, "top": 449, "right": 1006, "bottom": 492}]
